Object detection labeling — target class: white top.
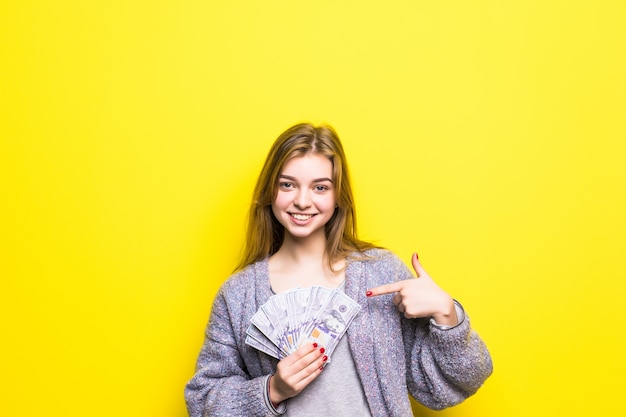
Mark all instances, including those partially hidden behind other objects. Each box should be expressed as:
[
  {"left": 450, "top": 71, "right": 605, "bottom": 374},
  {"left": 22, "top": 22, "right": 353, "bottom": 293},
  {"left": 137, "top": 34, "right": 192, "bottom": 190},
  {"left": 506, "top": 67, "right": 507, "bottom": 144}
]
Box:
[
  {"left": 283, "top": 280, "right": 372, "bottom": 416},
  {"left": 284, "top": 335, "right": 373, "bottom": 416}
]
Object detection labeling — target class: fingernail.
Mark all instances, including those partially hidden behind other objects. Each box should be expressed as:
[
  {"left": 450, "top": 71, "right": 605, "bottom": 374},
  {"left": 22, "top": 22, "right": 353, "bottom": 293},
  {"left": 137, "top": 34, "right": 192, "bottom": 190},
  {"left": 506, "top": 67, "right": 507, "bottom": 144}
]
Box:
[
  {"left": 320, "top": 347, "right": 325, "bottom": 354},
  {"left": 313, "top": 343, "right": 318, "bottom": 348},
  {"left": 415, "top": 252, "right": 419, "bottom": 260},
  {"left": 323, "top": 355, "right": 328, "bottom": 362},
  {"left": 365, "top": 290, "right": 373, "bottom": 297},
  {"left": 319, "top": 365, "right": 324, "bottom": 371}
]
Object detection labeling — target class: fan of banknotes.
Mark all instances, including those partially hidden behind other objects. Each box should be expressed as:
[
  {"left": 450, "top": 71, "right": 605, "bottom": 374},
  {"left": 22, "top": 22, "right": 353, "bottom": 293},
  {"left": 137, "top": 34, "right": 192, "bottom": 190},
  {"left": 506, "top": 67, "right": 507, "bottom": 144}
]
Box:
[{"left": 245, "top": 286, "right": 361, "bottom": 361}]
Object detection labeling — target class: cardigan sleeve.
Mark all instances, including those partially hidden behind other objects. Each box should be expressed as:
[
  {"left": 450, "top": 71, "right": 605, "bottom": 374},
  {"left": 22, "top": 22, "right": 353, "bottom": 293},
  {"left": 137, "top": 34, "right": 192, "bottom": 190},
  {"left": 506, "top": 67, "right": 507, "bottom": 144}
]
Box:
[
  {"left": 382, "top": 253, "right": 493, "bottom": 410},
  {"left": 386, "top": 258, "right": 493, "bottom": 410},
  {"left": 184, "top": 290, "right": 276, "bottom": 417},
  {"left": 403, "top": 303, "right": 493, "bottom": 410}
]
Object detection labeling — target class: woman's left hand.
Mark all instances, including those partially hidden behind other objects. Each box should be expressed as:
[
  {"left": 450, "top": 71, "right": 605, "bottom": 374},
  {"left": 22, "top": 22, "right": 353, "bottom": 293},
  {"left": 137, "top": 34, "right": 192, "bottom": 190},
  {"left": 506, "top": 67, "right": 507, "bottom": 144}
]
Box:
[{"left": 366, "top": 253, "right": 458, "bottom": 326}]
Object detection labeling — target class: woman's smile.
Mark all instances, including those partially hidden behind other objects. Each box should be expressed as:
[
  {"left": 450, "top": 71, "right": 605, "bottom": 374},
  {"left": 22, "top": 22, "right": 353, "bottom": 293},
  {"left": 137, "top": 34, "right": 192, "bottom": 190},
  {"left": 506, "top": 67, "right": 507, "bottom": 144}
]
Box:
[{"left": 290, "top": 213, "right": 316, "bottom": 221}]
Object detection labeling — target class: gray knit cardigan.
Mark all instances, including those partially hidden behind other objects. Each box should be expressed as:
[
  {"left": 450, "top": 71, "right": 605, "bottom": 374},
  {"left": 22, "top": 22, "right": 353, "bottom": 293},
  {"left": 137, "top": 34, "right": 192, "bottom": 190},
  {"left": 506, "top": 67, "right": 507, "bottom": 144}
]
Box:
[{"left": 185, "top": 249, "right": 493, "bottom": 417}]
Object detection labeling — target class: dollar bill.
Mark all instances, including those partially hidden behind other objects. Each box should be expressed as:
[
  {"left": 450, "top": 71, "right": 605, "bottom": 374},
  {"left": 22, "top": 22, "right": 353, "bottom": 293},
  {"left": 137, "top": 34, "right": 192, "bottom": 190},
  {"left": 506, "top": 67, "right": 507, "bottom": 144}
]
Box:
[
  {"left": 250, "top": 305, "right": 289, "bottom": 356},
  {"left": 263, "top": 294, "right": 293, "bottom": 353},
  {"left": 245, "top": 333, "right": 283, "bottom": 359},
  {"left": 302, "top": 289, "right": 361, "bottom": 357},
  {"left": 245, "top": 286, "right": 361, "bottom": 360},
  {"left": 286, "top": 288, "right": 312, "bottom": 348}
]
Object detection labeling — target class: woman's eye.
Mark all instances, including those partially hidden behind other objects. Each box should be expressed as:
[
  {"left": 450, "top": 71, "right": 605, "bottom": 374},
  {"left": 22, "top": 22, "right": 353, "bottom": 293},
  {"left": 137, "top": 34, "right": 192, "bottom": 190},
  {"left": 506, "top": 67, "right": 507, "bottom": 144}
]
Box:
[
  {"left": 314, "top": 185, "right": 329, "bottom": 192},
  {"left": 279, "top": 182, "right": 293, "bottom": 189}
]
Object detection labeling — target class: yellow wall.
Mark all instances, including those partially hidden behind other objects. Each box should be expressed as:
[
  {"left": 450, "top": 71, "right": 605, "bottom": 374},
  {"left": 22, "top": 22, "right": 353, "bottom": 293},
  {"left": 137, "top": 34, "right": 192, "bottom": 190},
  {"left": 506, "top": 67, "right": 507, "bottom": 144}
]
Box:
[{"left": 2, "top": 1, "right": 625, "bottom": 416}]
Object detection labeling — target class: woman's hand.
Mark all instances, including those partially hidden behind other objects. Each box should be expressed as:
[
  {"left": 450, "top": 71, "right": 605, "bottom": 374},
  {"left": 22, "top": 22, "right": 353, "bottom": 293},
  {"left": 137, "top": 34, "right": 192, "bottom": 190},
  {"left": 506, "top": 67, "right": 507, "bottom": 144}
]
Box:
[
  {"left": 366, "top": 253, "right": 458, "bottom": 326},
  {"left": 269, "top": 342, "right": 328, "bottom": 404}
]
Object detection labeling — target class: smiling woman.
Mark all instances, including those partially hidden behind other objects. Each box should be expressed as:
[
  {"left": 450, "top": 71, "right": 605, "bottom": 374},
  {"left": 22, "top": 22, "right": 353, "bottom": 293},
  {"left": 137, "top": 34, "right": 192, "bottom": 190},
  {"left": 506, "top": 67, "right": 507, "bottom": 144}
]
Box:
[
  {"left": 237, "top": 123, "right": 374, "bottom": 273},
  {"left": 3, "top": 1, "right": 625, "bottom": 416},
  {"left": 272, "top": 154, "right": 337, "bottom": 242},
  {"left": 184, "top": 123, "right": 493, "bottom": 417}
]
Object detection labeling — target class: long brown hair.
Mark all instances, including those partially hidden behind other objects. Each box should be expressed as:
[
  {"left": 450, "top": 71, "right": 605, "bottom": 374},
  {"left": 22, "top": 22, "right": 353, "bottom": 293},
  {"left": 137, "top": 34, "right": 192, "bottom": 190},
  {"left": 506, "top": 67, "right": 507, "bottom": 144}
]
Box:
[{"left": 235, "top": 123, "right": 377, "bottom": 271}]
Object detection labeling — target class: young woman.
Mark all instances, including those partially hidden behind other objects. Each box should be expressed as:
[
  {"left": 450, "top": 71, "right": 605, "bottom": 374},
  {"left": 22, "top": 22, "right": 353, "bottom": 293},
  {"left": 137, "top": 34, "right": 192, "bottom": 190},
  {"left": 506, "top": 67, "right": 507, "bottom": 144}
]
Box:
[{"left": 185, "top": 123, "right": 493, "bottom": 417}]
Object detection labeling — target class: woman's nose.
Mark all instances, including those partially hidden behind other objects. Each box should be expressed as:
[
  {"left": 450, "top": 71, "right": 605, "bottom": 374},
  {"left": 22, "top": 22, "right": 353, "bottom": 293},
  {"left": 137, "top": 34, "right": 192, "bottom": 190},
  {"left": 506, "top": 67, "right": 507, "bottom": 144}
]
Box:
[{"left": 294, "top": 189, "right": 312, "bottom": 208}]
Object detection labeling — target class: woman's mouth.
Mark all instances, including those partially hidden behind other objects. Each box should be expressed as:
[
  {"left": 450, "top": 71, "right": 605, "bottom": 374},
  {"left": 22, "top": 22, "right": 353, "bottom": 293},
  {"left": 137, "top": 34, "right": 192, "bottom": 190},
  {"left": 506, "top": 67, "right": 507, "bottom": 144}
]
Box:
[{"left": 290, "top": 213, "right": 315, "bottom": 221}]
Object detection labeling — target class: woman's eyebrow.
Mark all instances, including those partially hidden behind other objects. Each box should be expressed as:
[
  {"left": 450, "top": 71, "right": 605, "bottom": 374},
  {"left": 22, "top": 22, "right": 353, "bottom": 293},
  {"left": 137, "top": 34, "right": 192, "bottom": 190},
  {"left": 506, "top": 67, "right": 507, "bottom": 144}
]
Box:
[{"left": 279, "top": 174, "right": 333, "bottom": 183}]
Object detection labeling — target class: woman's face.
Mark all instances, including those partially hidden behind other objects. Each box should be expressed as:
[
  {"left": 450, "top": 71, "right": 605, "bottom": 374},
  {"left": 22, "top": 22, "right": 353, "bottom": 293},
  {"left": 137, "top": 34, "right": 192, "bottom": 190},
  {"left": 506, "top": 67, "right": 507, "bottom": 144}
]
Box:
[{"left": 272, "top": 153, "right": 336, "bottom": 242}]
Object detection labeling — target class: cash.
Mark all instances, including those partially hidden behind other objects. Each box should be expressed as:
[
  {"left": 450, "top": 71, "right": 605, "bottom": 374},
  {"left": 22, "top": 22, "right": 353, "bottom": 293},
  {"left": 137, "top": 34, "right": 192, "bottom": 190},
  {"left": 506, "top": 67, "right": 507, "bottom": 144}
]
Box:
[{"left": 245, "top": 286, "right": 361, "bottom": 361}]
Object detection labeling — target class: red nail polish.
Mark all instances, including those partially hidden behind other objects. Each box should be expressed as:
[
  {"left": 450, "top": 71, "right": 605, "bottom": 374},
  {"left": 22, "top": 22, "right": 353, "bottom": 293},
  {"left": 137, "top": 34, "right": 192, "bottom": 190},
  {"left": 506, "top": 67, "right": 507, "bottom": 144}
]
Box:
[
  {"left": 319, "top": 366, "right": 324, "bottom": 371},
  {"left": 320, "top": 347, "right": 325, "bottom": 354},
  {"left": 313, "top": 343, "right": 318, "bottom": 348},
  {"left": 323, "top": 355, "right": 328, "bottom": 362},
  {"left": 366, "top": 290, "right": 373, "bottom": 297},
  {"left": 415, "top": 252, "right": 419, "bottom": 260}
]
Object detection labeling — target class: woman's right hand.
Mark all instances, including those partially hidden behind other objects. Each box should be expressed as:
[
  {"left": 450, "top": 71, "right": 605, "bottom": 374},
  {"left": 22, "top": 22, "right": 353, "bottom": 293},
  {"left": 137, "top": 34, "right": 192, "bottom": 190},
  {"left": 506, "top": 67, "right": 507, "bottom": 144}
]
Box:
[{"left": 269, "top": 343, "right": 328, "bottom": 404}]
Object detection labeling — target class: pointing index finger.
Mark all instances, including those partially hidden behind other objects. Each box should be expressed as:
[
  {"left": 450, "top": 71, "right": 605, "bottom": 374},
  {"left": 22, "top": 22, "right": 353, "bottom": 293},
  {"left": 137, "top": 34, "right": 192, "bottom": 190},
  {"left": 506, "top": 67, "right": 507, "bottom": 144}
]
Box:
[{"left": 366, "top": 282, "right": 403, "bottom": 297}]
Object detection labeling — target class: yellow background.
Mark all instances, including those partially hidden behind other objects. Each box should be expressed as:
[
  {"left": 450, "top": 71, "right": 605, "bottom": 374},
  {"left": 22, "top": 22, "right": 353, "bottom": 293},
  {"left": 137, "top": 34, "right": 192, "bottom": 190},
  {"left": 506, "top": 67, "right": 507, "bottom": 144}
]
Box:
[{"left": 2, "top": 1, "right": 625, "bottom": 416}]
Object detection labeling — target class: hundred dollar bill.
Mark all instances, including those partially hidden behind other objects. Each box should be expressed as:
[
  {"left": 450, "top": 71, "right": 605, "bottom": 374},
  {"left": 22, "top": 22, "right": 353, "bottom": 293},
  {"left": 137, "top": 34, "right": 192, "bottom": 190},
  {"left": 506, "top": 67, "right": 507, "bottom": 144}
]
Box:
[
  {"left": 245, "top": 324, "right": 284, "bottom": 359},
  {"left": 262, "top": 295, "right": 293, "bottom": 353},
  {"left": 303, "top": 287, "right": 331, "bottom": 329},
  {"left": 302, "top": 289, "right": 361, "bottom": 358},
  {"left": 245, "top": 286, "right": 361, "bottom": 360},
  {"left": 245, "top": 333, "right": 283, "bottom": 359},
  {"left": 292, "top": 286, "right": 332, "bottom": 349},
  {"left": 286, "top": 288, "right": 312, "bottom": 348},
  {"left": 297, "top": 286, "right": 331, "bottom": 341},
  {"left": 250, "top": 306, "right": 289, "bottom": 356}
]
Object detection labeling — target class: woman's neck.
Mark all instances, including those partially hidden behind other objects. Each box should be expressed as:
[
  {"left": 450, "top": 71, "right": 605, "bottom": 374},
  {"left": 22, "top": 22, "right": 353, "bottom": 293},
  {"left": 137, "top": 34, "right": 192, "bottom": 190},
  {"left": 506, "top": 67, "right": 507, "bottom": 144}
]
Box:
[
  {"left": 269, "top": 232, "right": 345, "bottom": 292},
  {"left": 278, "top": 228, "right": 328, "bottom": 260}
]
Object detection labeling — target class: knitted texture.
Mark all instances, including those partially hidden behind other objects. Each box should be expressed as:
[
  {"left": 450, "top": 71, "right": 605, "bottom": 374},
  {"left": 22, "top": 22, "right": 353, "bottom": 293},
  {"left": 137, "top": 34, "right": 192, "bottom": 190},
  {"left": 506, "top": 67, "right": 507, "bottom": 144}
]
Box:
[{"left": 185, "top": 249, "right": 493, "bottom": 417}]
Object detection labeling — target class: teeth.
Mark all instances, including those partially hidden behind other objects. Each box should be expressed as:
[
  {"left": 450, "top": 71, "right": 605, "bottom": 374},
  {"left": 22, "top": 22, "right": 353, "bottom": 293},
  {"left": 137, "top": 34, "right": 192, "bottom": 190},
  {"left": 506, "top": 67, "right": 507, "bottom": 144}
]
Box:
[{"left": 292, "top": 213, "right": 313, "bottom": 220}]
